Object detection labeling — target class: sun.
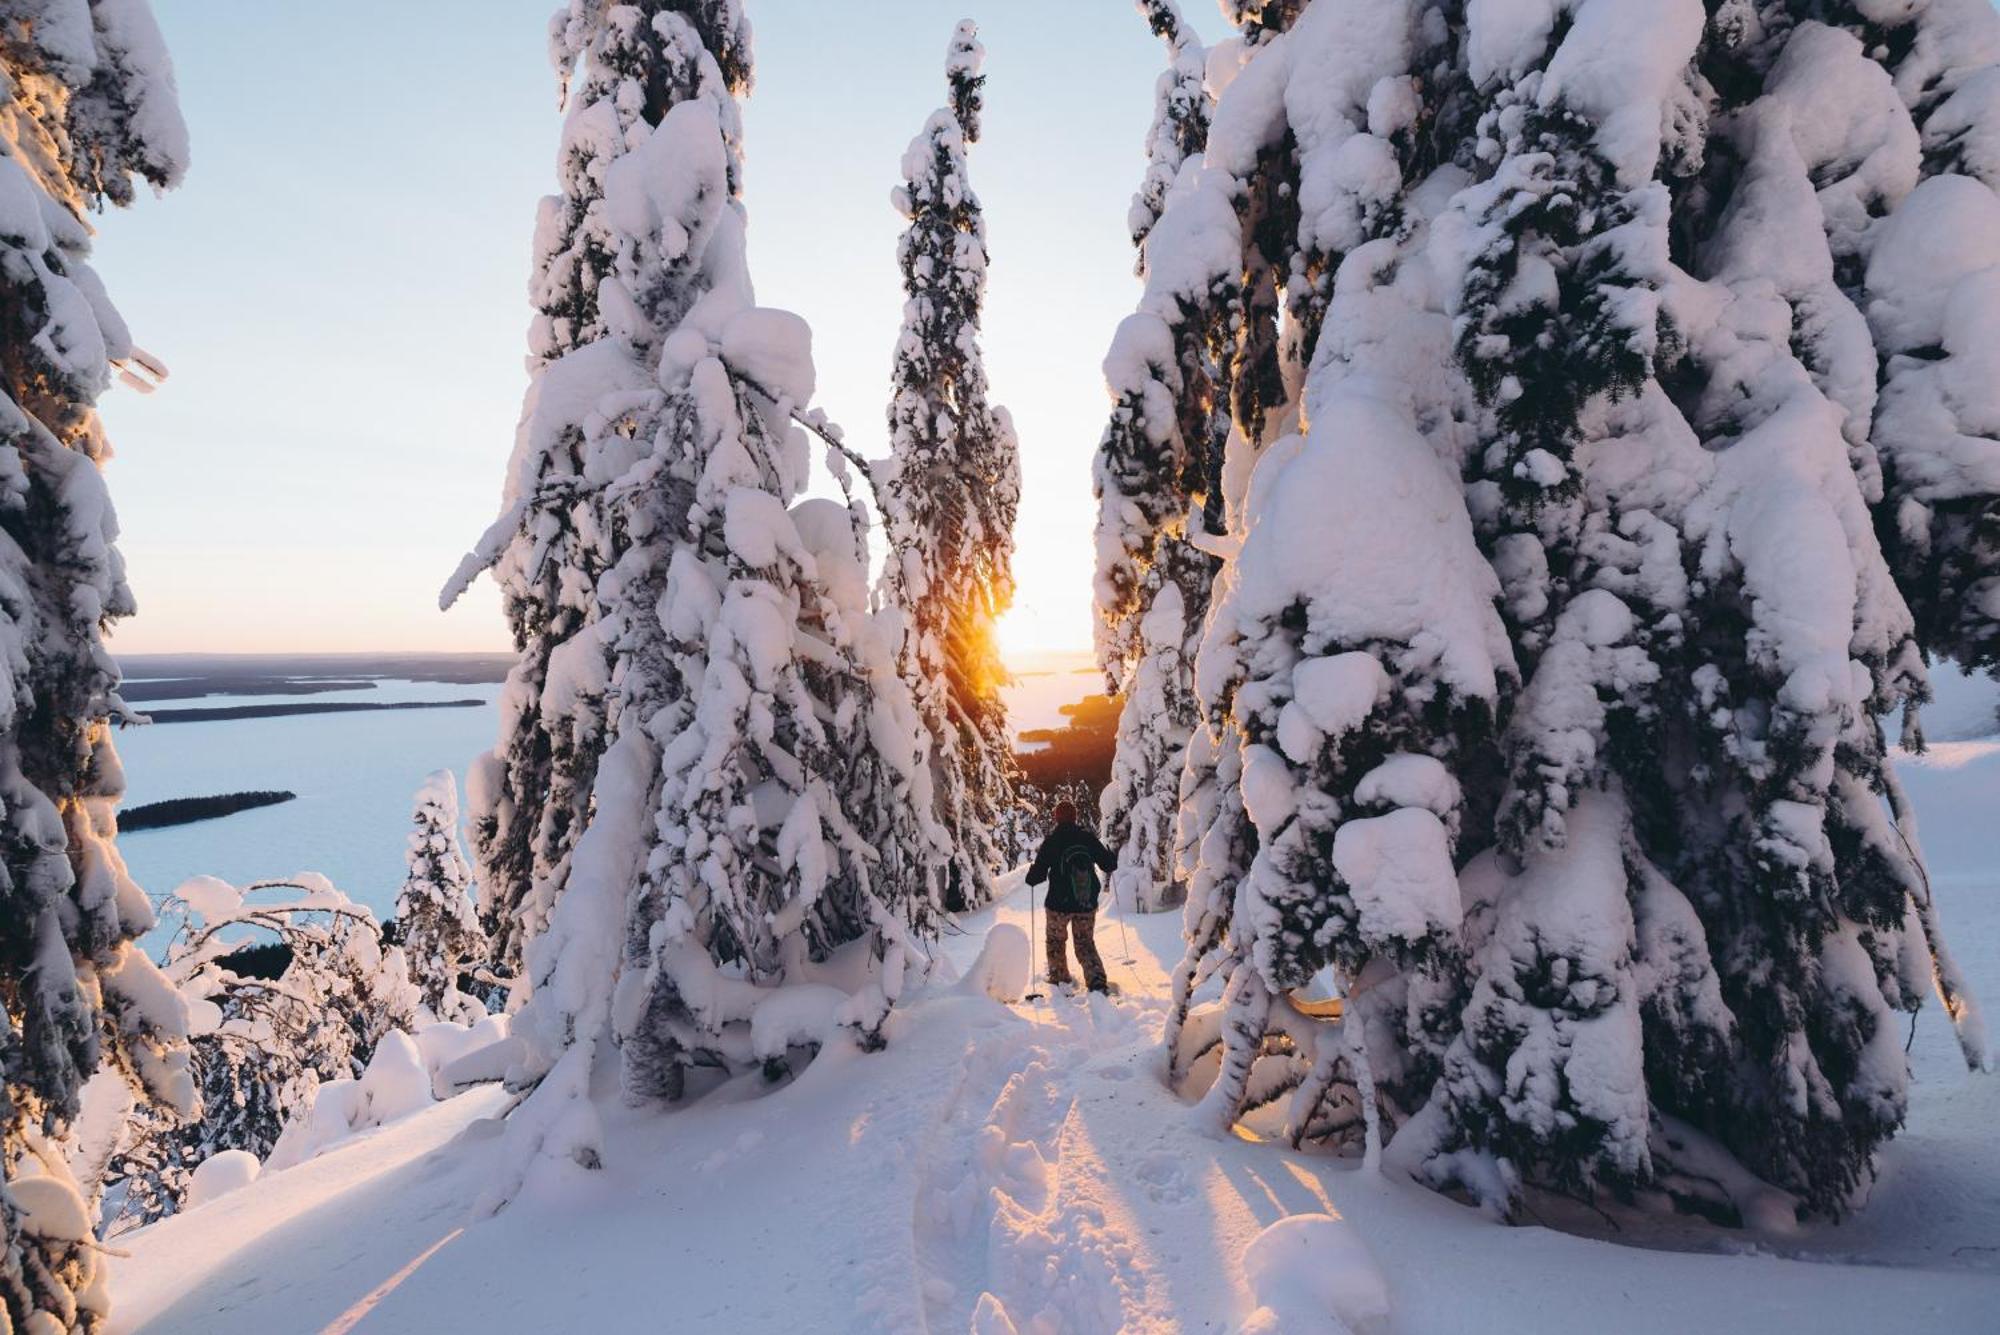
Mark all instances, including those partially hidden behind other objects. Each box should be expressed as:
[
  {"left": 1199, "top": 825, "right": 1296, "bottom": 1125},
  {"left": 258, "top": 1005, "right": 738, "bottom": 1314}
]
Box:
[
  {"left": 992, "top": 594, "right": 1100, "bottom": 679},
  {"left": 996, "top": 603, "right": 1066, "bottom": 676},
  {"left": 995, "top": 605, "right": 1034, "bottom": 662}
]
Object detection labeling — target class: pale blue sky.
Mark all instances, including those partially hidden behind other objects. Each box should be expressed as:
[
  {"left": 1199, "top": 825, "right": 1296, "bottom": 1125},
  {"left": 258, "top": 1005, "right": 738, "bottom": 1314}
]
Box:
[{"left": 92, "top": 0, "right": 1227, "bottom": 656}]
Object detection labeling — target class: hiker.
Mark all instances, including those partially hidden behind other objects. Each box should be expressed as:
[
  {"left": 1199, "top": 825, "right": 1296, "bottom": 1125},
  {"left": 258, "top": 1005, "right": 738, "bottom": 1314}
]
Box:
[{"left": 1025, "top": 800, "right": 1118, "bottom": 993}]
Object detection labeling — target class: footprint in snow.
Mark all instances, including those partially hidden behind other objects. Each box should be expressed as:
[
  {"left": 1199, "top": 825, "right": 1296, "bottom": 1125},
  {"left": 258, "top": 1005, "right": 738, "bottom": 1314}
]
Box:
[
  {"left": 1134, "top": 1151, "right": 1191, "bottom": 1202},
  {"left": 1236, "top": 1213, "right": 1391, "bottom": 1335}
]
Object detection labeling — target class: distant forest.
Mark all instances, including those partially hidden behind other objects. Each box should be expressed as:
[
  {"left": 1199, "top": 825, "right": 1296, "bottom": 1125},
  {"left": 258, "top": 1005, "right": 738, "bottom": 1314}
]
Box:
[
  {"left": 119, "top": 652, "right": 514, "bottom": 687},
  {"left": 121, "top": 678, "right": 378, "bottom": 702},
  {"left": 121, "top": 791, "right": 297, "bottom": 832},
  {"left": 1016, "top": 694, "right": 1120, "bottom": 796},
  {"left": 143, "top": 699, "right": 486, "bottom": 725}
]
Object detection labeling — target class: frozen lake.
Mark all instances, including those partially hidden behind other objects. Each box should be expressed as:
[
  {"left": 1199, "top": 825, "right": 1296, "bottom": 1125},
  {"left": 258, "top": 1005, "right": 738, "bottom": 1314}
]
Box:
[
  {"left": 116, "top": 678, "right": 504, "bottom": 925},
  {"left": 113, "top": 662, "right": 1109, "bottom": 932}
]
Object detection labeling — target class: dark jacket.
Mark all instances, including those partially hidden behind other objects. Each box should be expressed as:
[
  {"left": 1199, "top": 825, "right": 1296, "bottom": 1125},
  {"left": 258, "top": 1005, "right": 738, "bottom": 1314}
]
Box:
[{"left": 1026, "top": 821, "right": 1117, "bottom": 913}]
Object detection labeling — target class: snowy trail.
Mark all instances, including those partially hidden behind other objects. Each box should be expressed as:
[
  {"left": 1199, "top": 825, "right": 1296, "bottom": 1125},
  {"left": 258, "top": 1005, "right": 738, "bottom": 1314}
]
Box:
[
  {"left": 110, "top": 869, "right": 2000, "bottom": 1333},
  {"left": 916, "top": 871, "right": 1176, "bottom": 1327},
  {"left": 915, "top": 886, "right": 1183, "bottom": 1332},
  {"left": 909, "top": 1005, "right": 1161, "bottom": 1332},
  {"left": 914, "top": 879, "right": 1363, "bottom": 1333}
]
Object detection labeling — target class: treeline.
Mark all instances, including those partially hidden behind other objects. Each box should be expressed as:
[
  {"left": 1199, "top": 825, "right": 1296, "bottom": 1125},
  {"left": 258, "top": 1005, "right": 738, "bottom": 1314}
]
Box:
[
  {"left": 122, "top": 791, "right": 298, "bottom": 832},
  {"left": 119, "top": 652, "right": 515, "bottom": 685},
  {"left": 121, "top": 678, "right": 376, "bottom": 702},
  {"left": 1015, "top": 694, "right": 1120, "bottom": 800},
  {"left": 145, "top": 699, "right": 484, "bottom": 725}
]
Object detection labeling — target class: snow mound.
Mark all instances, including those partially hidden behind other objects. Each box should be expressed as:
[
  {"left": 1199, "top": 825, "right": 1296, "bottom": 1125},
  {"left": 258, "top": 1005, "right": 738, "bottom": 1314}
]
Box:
[
  {"left": 412, "top": 1021, "right": 483, "bottom": 1083},
  {"left": 961, "top": 923, "right": 1031, "bottom": 1003},
  {"left": 1291, "top": 652, "right": 1391, "bottom": 738},
  {"left": 438, "top": 1034, "right": 526, "bottom": 1098},
  {"left": 1236, "top": 388, "right": 1512, "bottom": 704},
  {"left": 266, "top": 1081, "right": 362, "bottom": 1173},
  {"left": 184, "top": 1151, "right": 261, "bottom": 1210},
  {"left": 266, "top": 1024, "right": 470, "bottom": 1172},
  {"left": 601, "top": 98, "right": 727, "bottom": 272},
  {"left": 1354, "top": 754, "right": 1461, "bottom": 818},
  {"left": 1237, "top": 1213, "right": 1391, "bottom": 1335},
  {"left": 355, "top": 1031, "right": 433, "bottom": 1127}
]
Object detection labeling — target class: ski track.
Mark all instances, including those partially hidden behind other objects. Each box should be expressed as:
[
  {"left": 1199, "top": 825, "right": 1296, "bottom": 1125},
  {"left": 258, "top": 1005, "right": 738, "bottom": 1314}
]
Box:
[
  {"left": 914, "top": 887, "right": 1188, "bottom": 1335},
  {"left": 912, "top": 995, "right": 1172, "bottom": 1334}
]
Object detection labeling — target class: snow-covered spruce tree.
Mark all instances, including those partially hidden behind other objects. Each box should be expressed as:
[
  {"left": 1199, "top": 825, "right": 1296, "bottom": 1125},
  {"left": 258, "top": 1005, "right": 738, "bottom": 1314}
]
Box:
[
  {"left": 878, "top": 20, "right": 1019, "bottom": 912},
  {"left": 1405, "top": 10, "right": 1722, "bottom": 1204},
  {"left": 473, "top": 3, "right": 941, "bottom": 1187},
  {"left": 1624, "top": 0, "right": 1997, "bottom": 1214},
  {"left": 1222, "top": 0, "right": 1310, "bottom": 48},
  {"left": 108, "top": 1027, "right": 290, "bottom": 1232},
  {"left": 0, "top": 5, "right": 196, "bottom": 1326},
  {"left": 392, "top": 771, "right": 490, "bottom": 1023},
  {"left": 1156, "top": 0, "right": 1994, "bottom": 1222},
  {"left": 443, "top": 1, "right": 755, "bottom": 990},
  {"left": 1094, "top": 1, "right": 1231, "bottom": 917},
  {"left": 105, "top": 877, "right": 421, "bottom": 1228},
  {"left": 1093, "top": 3, "right": 1217, "bottom": 916},
  {"left": 1120, "top": 0, "right": 1328, "bottom": 1057},
  {"left": 1853, "top": 0, "right": 2000, "bottom": 675},
  {"left": 1128, "top": 0, "right": 1210, "bottom": 264},
  {"left": 1096, "top": 0, "right": 1304, "bottom": 695},
  {"left": 1847, "top": 0, "right": 2000, "bottom": 1065}
]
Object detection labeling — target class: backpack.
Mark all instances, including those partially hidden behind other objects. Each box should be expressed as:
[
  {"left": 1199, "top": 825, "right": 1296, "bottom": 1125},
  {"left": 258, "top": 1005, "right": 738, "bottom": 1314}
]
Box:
[{"left": 1057, "top": 844, "right": 1101, "bottom": 911}]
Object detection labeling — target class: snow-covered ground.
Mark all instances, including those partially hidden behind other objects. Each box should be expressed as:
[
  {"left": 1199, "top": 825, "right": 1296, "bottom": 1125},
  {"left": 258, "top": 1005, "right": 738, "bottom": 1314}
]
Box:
[{"left": 110, "top": 678, "right": 2000, "bottom": 1334}]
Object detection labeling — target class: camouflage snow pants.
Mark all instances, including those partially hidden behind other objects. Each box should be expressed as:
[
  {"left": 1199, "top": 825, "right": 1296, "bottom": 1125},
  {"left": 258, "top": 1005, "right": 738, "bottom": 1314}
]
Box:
[{"left": 1045, "top": 910, "right": 1108, "bottom": 992}]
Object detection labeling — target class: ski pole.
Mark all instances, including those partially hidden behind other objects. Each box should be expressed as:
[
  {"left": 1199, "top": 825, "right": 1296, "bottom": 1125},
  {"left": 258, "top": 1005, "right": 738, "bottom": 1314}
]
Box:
[{"left": 1113, "top": 874, "right": 1136, "bottom": 965}]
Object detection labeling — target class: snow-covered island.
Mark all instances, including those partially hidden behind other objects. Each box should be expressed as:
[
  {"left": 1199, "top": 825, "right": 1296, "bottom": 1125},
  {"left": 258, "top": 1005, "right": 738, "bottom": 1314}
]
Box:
[{"left": 3, "top": 2, "right": 1999, "bottom": 1333}]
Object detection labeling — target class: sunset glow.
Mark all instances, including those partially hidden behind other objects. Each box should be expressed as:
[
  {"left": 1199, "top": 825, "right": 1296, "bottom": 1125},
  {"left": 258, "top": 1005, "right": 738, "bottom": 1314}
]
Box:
[{"left": 91, "top": 1, "right": 1226, "bottom": 658}]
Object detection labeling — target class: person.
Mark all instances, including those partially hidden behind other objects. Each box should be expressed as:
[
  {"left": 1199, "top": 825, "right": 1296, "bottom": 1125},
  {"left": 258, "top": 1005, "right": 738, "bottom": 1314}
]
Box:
[{"left": 1025, "top": 800, "right": 1117, "bottom": 994}]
